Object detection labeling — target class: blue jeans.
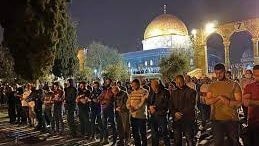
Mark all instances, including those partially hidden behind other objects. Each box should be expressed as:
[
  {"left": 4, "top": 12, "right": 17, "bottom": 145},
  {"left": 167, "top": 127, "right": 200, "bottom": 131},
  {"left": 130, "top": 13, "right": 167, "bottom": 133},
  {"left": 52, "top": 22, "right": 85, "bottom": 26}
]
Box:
[
  {"left": 67, "top": 103, "right": 76, "bottom": 136},
  {"left": 212, "top": 120, "right": 240, "bottom": 146},
  {"left": 90, "top": 109, "right": 104, "bottom": 139},
  {"left": 44, "top": 107, "right": 54, "bottom": 130},
  {"left": 173, "top": 119, "right": 195, "bottom": 146},
  {"left": 150, "top": 115, "right": 170, "bottom": 146},
  {"left": 78, "top": 105, "right": 90, "bottom": 136},
  {"left": 198, "top": 103, "right": 210, "bottom": 126},
  {"left": 102, "top": 107, "right": 117, "bottom": 142},
  {"left": 131, "top": 117, "right": 147, "bottom": 146},
  {"left": 54, "top": 103, "right": 64, "bottom": 132}
]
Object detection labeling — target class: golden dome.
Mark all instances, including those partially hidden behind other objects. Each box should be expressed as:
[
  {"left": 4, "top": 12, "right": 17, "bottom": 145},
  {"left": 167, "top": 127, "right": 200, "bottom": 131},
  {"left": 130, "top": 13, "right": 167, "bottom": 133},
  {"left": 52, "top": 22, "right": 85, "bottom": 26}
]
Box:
[{"left": 144, "top": 14, "right": 188, "bottom": 39}]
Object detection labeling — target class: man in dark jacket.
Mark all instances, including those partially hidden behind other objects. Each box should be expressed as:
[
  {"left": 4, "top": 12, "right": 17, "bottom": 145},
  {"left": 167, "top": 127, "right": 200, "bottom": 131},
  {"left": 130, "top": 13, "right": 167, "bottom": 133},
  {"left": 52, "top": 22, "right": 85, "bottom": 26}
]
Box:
[
  {"left": 170, "top": 75, "right": 196, "bottom": 146},
  {"left": 65, "top": 79, "right": 77, "bottom": 137},
  {"left": 52, "top": 82, "right": 64, "bottom": 134},
  {"left": 147, "top": 80, "right": 170, "bottom": 146},
  {"left": 15, "top": 86, "right": 23, "bottom": 124},
  {"left": 116, "top": 81, "right": 127, "bottom": 92},
  {"left": 89, "top": 81, "right": 104, "bottom": 141},
  {"left": 28, "top": 86, "right": 45, "bottom": 131},
  {"left": 6, "top": 85, "right": 16, "bottom": 124},
  {"left": 112, "top": 85, "right": 129, "bottom": 146},
  {"left": 76, "top": 81, "right": 91, "bottom": 137}
]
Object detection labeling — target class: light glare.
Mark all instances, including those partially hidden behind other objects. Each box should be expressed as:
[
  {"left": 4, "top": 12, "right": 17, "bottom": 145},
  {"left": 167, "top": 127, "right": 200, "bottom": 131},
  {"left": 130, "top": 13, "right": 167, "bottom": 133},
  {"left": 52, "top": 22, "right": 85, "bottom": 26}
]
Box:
[
  {"left": 205, "top": 22, "right": 217, "bottom": 35},
  {"left": 191, "top": 29, "right": 197, "bottom": 35}
]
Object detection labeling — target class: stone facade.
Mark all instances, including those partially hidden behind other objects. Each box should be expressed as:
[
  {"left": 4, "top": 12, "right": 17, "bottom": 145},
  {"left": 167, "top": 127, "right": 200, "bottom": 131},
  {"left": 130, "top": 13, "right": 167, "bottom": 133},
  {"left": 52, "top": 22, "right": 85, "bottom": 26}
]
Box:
[{"left": 193, "top": 18, "right": 259, "bottom": 75}]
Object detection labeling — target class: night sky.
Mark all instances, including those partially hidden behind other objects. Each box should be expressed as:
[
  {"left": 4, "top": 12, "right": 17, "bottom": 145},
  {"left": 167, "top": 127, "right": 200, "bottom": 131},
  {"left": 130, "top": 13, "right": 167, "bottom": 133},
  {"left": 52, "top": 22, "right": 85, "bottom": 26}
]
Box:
[{"left": 70, "top": 0, "right": 259, "bottom": 62}]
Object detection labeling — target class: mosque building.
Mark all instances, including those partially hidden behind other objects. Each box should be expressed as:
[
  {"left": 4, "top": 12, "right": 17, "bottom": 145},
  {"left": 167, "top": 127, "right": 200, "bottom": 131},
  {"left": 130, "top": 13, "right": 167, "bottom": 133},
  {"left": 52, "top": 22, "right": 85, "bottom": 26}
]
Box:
[
  {"left": 122, "top": 6, "right": 194, "bottom": 78},
  {"left": 77, "top": 6, "right": 259, "bottom": 79}
]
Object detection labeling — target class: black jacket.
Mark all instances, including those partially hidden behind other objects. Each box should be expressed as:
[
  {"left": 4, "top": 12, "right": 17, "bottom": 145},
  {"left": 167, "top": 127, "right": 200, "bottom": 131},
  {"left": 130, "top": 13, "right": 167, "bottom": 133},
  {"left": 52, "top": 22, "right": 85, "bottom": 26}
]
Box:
[
  {"left": 147, "top": 88, "right": 170, "bottom": 116},
  {"left": 170, "top": 85, "right": 196, "bottom": 121},
  {"left": 90, "top": 88, "right": 102, "bottom": 112},
  {"left": 115, "top": 90, "right": 128, "bottom": 113},
  {"left": 65, "top": 86, "right": 77, "bottom": 104}
]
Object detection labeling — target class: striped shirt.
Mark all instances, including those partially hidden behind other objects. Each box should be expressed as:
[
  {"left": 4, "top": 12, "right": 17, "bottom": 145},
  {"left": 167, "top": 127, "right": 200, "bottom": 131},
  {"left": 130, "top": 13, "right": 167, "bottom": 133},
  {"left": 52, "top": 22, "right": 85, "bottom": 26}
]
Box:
[{"left": 127, "top": 87, "right": 148, "bottom": 119}]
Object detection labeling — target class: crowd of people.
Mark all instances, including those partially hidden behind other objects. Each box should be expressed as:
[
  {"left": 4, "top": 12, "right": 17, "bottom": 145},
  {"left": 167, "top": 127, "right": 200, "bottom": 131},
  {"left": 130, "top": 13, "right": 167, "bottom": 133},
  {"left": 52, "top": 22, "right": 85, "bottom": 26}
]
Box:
[{"left": 0, "top": 63, "right": 258, "bottom": 146}]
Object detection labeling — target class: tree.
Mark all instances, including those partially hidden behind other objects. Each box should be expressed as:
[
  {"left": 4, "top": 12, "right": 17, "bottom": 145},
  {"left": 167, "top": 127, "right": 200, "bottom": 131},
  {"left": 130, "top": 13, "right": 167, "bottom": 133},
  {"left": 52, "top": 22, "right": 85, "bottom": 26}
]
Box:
[
  {"left": 102, "top": 61, "right": 129, "bottom": 81},
  {"left": 159, "top": 53, "right": 189, "bottom": 80},
  {"left": 0, "top": 0, "right": 70, "bottom": 81},
  {"left": 75, "top": 67, "right": 93, "bottom": 82},
  {"left": 85, "top": 42, "right": 128, "bottom": 80},
  {"left": 0, "top": 46, "right": 15, "bottom": 81},
  {"left": 52, "top": 18, "right": 79, "bottom": 78}
]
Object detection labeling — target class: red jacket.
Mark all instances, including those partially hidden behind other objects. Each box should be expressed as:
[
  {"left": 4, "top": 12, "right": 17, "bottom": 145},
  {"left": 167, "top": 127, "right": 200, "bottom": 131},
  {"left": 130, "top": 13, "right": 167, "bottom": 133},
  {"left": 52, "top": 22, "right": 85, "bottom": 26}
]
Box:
[{"left": 99, "top": 87, "right": 114, "bottom": 109}]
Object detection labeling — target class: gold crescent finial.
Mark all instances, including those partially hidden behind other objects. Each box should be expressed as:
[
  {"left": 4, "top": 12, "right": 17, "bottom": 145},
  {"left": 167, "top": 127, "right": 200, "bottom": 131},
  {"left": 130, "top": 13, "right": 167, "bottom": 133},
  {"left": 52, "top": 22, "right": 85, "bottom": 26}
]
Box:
[{"left": 163, "top": 4, "right": 167, "bottom": 14}]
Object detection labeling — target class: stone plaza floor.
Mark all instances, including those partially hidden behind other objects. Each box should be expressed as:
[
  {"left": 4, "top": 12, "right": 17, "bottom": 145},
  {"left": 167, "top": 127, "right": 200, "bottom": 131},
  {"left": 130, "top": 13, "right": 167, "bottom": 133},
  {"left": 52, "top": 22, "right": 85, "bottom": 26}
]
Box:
[{"left": 0, "top": 106, "right": 217, "bottom": 146}]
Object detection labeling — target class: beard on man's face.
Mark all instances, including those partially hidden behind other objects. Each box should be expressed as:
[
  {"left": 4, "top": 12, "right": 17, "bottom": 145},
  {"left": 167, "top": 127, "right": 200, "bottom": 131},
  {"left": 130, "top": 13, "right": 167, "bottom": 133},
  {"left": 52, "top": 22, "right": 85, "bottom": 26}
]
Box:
[
  {"left": 105, "top": 83, "right": 110, "bottom": 87},
  {"left": 218, "top": 75, "right": 225, "bottom": 81}
]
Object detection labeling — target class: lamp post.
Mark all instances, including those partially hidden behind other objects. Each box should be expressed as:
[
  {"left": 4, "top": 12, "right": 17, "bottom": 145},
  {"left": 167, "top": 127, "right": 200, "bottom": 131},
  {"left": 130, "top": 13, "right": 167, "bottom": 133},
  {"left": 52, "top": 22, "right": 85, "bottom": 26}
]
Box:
[{"left": 191, "top": 21, "right": 218, "bottom": 75}]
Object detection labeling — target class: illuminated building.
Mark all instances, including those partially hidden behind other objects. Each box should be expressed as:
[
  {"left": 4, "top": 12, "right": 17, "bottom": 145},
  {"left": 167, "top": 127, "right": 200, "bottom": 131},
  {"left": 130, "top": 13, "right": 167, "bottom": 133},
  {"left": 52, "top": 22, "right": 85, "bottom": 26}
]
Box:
[{"left": 122, "top": 6, "right": 193, "bottom": 76}]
